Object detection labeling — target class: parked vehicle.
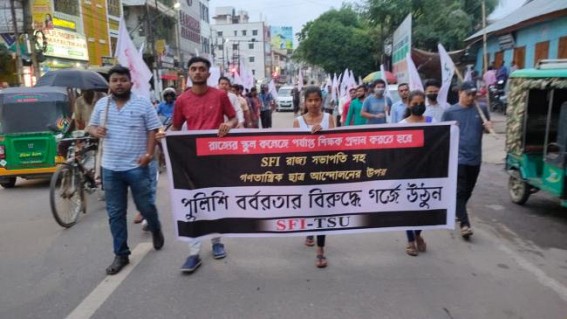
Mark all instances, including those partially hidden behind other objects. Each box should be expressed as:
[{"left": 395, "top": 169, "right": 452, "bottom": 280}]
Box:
[
  {"left": 276, "top": 86, "right": 294, "bottom": 112},
  {"left": 489, "top": 79, "right": 506, "bottom": 114},
  {"left": 506, "top": 59, "right": 567, "bottom": 207},
  {"left": 0, "top": 87, "right": 70, "bottom": 188}
]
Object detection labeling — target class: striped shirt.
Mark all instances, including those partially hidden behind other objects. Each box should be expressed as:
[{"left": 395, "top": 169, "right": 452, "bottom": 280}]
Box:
[{"left": 89, "top": 94, "right": 161, "bottom": 171}]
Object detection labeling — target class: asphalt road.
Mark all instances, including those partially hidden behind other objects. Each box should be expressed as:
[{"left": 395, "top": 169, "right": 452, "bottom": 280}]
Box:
[{"left": 1, "top": 111, "right": 566, "bottom": 319}]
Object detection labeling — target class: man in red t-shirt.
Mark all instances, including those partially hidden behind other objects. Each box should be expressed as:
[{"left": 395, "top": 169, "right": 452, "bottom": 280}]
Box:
[{"left": 170, "top": 57, "right": 237, "bottom": 274}]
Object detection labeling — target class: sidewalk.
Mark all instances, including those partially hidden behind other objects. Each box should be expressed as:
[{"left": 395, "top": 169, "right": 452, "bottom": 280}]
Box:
[{"left": 483, "top": 111, "right": 507, "bottom": 164}]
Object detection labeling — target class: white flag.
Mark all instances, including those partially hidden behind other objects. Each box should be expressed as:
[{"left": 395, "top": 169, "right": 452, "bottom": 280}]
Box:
[
  {"left": 207, "top": 67, "right": 221, "bottom": 87},
  {"left": 380, "top": 64, "right": 393, "bottom": 101},
  {"left": 115, "top": 18, "right": 153, "bottom": 100},
  {"left": 464, "top": 65, "right": 472, "bottom": 82},
  {"left": 298, "top": 69, "right": 303, "bottom": 92},
  {"left": 332, "top": 73, "right": 338, "bottom": 102},
  {"left": 268, "top": 79, "right": 278, "bottom": 99},
  {"left": 233, "top": 71, "right": 243, "bottom": 85},
  {"left": 406, "top": 52, "right": 423, "bottom": 91},
  {"left": 438, "top": 43, "right": 456, "bottom": 106}
]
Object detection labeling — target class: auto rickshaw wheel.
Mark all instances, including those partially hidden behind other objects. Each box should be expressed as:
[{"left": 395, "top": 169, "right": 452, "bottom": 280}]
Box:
[
  {"left": 0, "top": 177, "right": 16, "bottom": 189},
  {"left": 508, "top": 174, "right": 530, "bottom": 205}
]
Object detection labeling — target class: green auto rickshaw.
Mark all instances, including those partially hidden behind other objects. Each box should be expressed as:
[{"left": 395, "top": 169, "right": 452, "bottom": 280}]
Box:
[
  {"left": 506, "top": 59, "right": 567, "bottom": 206},
  {"left": 0, "top": 87, "right": 71, "bottom": 188}
]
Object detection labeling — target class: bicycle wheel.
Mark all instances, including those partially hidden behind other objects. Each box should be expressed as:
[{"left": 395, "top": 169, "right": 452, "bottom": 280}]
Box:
[{"left": 50, "top": 164, "right": 85, "bottom": 228}]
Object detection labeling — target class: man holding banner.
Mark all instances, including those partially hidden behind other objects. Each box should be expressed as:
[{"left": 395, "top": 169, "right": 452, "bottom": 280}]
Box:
[{"left": 169, "top": 57, "right": 238, "bottom": 273}]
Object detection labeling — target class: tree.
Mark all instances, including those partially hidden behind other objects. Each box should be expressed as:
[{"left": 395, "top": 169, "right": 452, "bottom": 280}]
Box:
[{"left": 293, "top": 7, "right": 376, "bottom": 76}]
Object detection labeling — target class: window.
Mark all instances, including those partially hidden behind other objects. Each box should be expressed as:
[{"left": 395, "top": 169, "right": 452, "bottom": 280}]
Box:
[
  {"left": 232, "top": 43, "right": 238, "bottom": 50},
  {"left": 558, "top": 37, "right": 567, "bottom": 59},
  {"left": 248, "top": 43, "right": 254, "bottom": 50},
  {"left": 252, "top": 30, "right": 258, "bottom": 36},
  {"left": 218, "top": 44, "right": 223, "bottom": 51},
  {"left": 234, "top": 30, "right": 237, "bottom": 36},
  {"left": 242, "top": 30, "right": 247, "bottom": 36},
  {"left": 217, "top": 31, "right": 223, "bottom": 37},
  {"left": 54, "top": 0, "right": 80, "bottom": 16},
  {"left": 252, "top": 69, "right": 255, "bottom": 75},
  {"left": 249, "top": 57, "right": 255, "bottom": 63},
  {"left": 534, "top": 41, "right": 550, "bottom": 65},
  {"left": 108, "top": 0, "right": 121, "bottom": 17}
]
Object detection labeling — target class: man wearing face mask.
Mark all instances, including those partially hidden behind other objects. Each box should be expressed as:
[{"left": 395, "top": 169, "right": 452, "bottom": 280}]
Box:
[
  {"left": 423, "top": 79, "right": 450, "bottom": 122},
  {"left": 361, "top": 79, "right": 392, "bottom": 125}
]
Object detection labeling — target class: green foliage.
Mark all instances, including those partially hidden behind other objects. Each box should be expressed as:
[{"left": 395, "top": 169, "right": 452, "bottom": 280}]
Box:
[
  {"left": 293, "top": 7, "right": 375, "bottom": 75},
  {"left": 295, "top": 0, "right": 498, "bottom": 75}
]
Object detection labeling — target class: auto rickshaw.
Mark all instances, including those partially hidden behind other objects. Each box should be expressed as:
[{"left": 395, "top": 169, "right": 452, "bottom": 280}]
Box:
[
  {"left": 506, "top": 59, "right": 567, "bottom": 206},
  {"left": 0, "top": 87, "right": 71, "bottom": 188}
]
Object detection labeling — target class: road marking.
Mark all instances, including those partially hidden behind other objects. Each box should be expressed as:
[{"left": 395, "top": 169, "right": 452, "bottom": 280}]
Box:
[
  {"left": 65, "top": 243, "right": 153, "bottom": 319},
  {"left": 496, "top": 243, "right": 567, "bottom": 302},
  {"left": 476, "top": 222, "right": 567, "bottom": 303}
]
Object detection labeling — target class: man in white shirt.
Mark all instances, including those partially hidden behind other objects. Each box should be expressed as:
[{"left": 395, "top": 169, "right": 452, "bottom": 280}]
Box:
[{"left": 218, "top": 76, "right": 244, "bottom": 128}]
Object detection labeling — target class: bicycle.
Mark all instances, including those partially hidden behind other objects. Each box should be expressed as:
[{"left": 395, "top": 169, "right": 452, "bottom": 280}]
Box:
[{"left": 50, "top": 130, "right": 99, "bottom": 228}]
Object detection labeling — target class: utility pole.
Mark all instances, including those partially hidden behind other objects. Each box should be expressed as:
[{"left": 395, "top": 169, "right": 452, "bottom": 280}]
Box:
[
  {"left": 22, "top": 0, "right": 40, "bottom": 79},
  {"left": 9, "top": 0, "right": 23, "bottom": 85},
  {"left": 145, "top": 1, "right": 160, "bottom": 98}
]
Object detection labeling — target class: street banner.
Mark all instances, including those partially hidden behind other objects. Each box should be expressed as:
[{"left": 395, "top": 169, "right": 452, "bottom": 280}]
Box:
[
  {"left": 163, "top": 124, "right": 458, "bottom": 240},
  {"left": 438, "top": 43, "right": 456, "bottom": 107},
  {"left": 392, "top": 14, "right": 412, "bottom": 83}
]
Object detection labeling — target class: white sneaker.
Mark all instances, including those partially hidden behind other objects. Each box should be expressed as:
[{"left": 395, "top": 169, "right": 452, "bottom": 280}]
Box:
[
  {"left": 460, "top": 226, "right": 473, "bottom": 238},
  {"left": 141, "top": 219, "right": 149, "bottom": 232}
]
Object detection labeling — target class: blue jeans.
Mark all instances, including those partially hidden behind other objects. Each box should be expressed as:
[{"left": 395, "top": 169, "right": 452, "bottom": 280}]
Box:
[
  {"left": 149, "top": 159, "right": 158, "bottom": 205},
  {"left": 103, "top": 165, "right": 162, "bottom": 256}
]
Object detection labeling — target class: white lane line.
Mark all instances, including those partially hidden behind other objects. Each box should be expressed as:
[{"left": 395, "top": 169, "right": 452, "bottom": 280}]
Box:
[
  {"left": 496, "top": 243, "right": 567, "bottom": 303},
  {"left": 65, "top": 243, "right": 153, "bottom": 319}
]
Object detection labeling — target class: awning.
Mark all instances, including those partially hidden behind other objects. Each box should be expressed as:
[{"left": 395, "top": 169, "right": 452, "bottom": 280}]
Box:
[{"left": 161, "top": 74, "right": 178, "bottom": 81}]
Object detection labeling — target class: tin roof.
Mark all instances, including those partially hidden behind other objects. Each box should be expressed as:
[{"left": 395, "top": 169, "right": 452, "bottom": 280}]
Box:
[{"left": 466, "top": 0, "right": 567, "bottom": 43}]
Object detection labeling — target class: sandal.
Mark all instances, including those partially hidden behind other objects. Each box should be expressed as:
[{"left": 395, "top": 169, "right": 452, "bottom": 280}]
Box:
[
  {"left": 416, "top": 237, "right": 427, "bottom": 253},
  {"left": 304, "top": 236, "right": 315, "bottom": 247},
  {"left": 133, "top": 213, "right": 144, "bottom": 224},
  {"left": 406, "top": 243, "right": 418, "bottom": 256},
  {"left": 316, "top": 255, "right": 328, "bottom": 268}
]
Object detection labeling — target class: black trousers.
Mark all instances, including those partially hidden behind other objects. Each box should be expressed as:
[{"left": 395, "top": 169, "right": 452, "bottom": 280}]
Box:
[
  {"left": 456, "top": 164, "right": 481, "bottom": 227},
  {"left": 260, "top": 110, "right": 272, "bottom": 128},
  {"left": 307, "top": 235, "right": 326, "bottom": 247}
]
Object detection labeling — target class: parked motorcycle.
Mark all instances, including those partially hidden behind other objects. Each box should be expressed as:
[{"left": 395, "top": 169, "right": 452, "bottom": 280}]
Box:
[{"left": 489, "top": 79, "right": 507, "bottom": 114}]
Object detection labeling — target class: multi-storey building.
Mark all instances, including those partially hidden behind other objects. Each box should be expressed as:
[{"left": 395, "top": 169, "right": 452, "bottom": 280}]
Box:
[{"left": 211, "top": 7, "right": 271, "bottom": 80}]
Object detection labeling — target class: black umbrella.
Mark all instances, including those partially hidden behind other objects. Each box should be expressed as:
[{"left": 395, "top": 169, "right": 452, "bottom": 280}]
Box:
[{"left": 35, "top": 69, "right": 108, "bottom": 90}]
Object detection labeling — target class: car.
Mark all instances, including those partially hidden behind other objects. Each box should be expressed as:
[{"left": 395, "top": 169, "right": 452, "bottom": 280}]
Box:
[{"left": 276, "top": 86, "right": 294, "bottom": 112}]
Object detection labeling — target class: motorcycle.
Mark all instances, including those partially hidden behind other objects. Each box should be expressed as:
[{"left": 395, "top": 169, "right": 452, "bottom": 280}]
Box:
[{"left": 489, "top": 79, "right": 506, "bottom": 114}]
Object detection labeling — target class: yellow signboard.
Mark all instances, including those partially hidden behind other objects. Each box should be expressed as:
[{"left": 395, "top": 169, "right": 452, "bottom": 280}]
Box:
[
  {"left": 155, "top": 39, "right": 166, "bottom": 56},
  {"left": 32, "top": 0, "right": 53, "bottom": 31},
  {"left": 53, "top": 17, "right": 76, "bottom": 31}
]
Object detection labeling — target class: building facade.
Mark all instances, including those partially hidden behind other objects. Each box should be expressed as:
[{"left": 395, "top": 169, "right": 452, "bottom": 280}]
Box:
[
  {"left": 466, "top": 0, "right": 567, "bottom": 73},
  {"left": 211, "top": 7, "right": 270, "bottom": 79}
]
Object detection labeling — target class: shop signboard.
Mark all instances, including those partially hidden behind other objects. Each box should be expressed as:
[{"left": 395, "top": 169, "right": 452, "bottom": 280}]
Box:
[{"left": 44, "top": 28, "right": 89, "bottom": 61}]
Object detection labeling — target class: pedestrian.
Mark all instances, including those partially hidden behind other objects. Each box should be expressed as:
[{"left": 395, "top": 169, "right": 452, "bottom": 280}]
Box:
[
  {"left": 483, "top": 66, "right": 497, "bottom": 88},
  {"left": 156, "top": 87, "right": 176, "bottom": 122},
  {"left": 74, "top": 89, "right": 105, "bottom": 130},
  {"left": 292, "top": 85, "right": 301, "bottom": 116},
  {"left": 259, "top": 84, "right": 275, "bottom": 128},
  {"left": 496, "top": 61, "right": 509, "bottom": 84},
  {"left": 441, "top": 81, "right": 492, "bottom": 239},
  {"left": 233, "top": 84, "right": 253, "bottom": 128},
  {"left": 247, "top": 87, "right": 261, "bottom": 128},
  {"left": 398, "top": 90, "right": 432, "bottom": 255},
  {"left": 293, "top": 86, "right": 335, "bottom": 268},
  {"left": 423, "top": 79, "right": 450, "bottom": 122},
  {"left": 360, "top": 79, "right": 392, "bottom": 124},
  {"left": 341, "top": 88, "right": 357, "bottom": 126},
  {"left": 167, "top": 57, "right": 238, "bottom": 273},
  {"left": 218, "top": 77, "right": 245, "bottom": 128},
  {"left": 87, "top": 65, "right": 164, "bottom": 275},
  {"left": 344, "top": 85, "right": 368, "bottom": 126},
  {"left": 390, "top": 83, "right": 409, "bottom": 124}
]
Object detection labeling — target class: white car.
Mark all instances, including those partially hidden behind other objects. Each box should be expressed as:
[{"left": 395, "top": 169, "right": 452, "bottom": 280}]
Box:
[{"left": 276, "top": 86, "right": 294, "bottom": 112}]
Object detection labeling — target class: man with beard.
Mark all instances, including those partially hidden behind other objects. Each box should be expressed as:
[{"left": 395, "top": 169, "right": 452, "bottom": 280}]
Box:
[
  {"left": 423, "top": 79, "right": 450, "bottom": 122},
  {"left": 390, "top": 83, "right": 409, "bottom": 124},
  {"left": 168, "top": 57, "right": 237, "bottom": 273},
  {"left": 87, "top": 65, "right": 164, "bottom": 275}
]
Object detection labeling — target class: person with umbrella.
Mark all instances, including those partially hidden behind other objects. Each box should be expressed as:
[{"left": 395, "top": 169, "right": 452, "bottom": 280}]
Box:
[{"left": 74, "top": 90, "right": 106, "bottom": 130}]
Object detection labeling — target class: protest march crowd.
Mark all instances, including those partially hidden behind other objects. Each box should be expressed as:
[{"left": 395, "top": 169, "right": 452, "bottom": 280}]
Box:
[{"left": 84, "top": 54, "right": 493, "bottom": 276}]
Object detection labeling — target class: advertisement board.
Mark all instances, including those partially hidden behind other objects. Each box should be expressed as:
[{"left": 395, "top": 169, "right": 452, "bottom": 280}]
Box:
[
  {"left": 44, "top": 28, "right": 89, "bottom": 61},
  {"left": 392, "top": 14, "right": 412, "bottom": 83},
  {"left": 270, "top": 26, "right": 293, "bottom": 50}
]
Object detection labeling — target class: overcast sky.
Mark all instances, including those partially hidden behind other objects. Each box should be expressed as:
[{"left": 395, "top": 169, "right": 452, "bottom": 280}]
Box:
[{"left": 209, "top": 0, "right": 523, "bottom": 46}]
